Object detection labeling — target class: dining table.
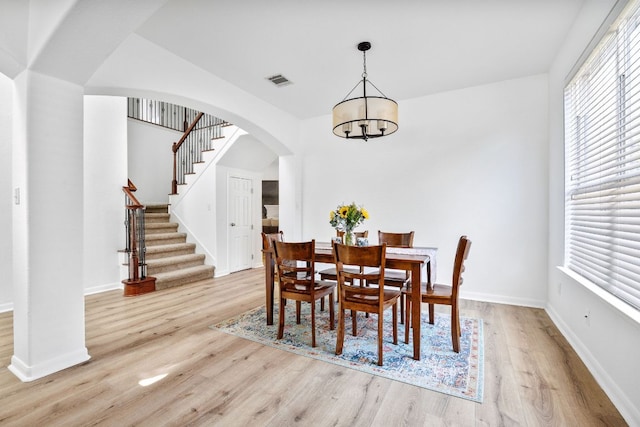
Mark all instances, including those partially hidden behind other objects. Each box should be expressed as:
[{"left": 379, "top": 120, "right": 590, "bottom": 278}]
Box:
[{"left": 263, "top": 241, "right": 436, "bottom": 361}]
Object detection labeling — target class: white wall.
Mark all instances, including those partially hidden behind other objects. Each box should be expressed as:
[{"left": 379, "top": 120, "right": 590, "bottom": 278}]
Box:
[
  {"left": 0, "top": 72, "right": 13, "bottom": 311},
  {"left": 127, "top": 119, "right": 179, "bottom": 204},
  {"left": 170, "top": 146, "right": 218, "bottom": 269},
  {"left": 217, "top": 134, "right": 277, "bottom": 171},
  {"left": 83, "top": 96, "right": 128, "bottom": 294},
  {"left": 262, "top": 158, "right": 279, "bottom": 181},
  {"left": 301, "top": 74, "right": 550, "bottom": 307},
  {"left": 547, "top": 1, "right": 640, "bottom": 425}
]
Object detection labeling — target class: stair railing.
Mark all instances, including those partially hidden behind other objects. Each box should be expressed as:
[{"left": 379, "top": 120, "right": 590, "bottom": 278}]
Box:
[
  {"left": 122, "top": 179, "right": 155, "bottom": 295},
  {"left": 127, "top": 98, "right": 229, "bottom": 196},
  {"left": 170, "top": 113, "right": 228, "bottom": 194},
  {"left": 171, "top": 112, "right": 204, "bottom": 195}
]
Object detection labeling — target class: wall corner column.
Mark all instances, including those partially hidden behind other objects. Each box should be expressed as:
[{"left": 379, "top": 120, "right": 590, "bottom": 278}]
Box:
[{"left": 10, "top": 70, "right": 89, "bottom": 381}]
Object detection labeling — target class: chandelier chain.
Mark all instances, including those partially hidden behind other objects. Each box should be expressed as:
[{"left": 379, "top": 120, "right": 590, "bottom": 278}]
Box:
[{"left": 362, "top": 50, "right": 368, "bottom": 79}]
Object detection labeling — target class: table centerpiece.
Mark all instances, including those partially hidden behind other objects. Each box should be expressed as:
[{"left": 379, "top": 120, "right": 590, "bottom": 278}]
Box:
[{"left": 329, "top": 202, "right": 369, "bottom": 246}]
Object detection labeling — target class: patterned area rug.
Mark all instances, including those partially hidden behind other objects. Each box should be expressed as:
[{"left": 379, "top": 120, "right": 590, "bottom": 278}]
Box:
[{"left": 211, "top": 303, "right": 484, "bottom": 402}]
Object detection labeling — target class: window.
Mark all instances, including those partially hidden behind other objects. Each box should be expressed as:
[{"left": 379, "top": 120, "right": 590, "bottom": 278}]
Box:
[{"left": 564, "top": 0, "right": 640, "bottom": 311}]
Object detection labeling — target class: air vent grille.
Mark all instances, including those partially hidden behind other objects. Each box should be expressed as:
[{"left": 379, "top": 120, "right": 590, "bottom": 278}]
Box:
[{"left": 266, "top": 74, "right": 292, "bottom": 87}]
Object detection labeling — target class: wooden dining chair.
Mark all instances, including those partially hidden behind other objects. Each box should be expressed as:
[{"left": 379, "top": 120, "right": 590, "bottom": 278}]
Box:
[
  {"left": 261, "top": 230, "right": 284, "bottom": 252},
  {"left": 262, "top": 231, "right": 315, "bottom": 313},
  {"left": 368, "top": 230, "right": 415, "bottom": 323},
  {"left": 273, "top": 240, "right": 335, "bottom": 347},
  {"left": 333, "top": 242, "right": 400, "bottom": 366},
  {"left": 318, "top": 230, "right": 369, "bottom": 283},
  {"left": 378, "top": 231, "right": 414, "bottom": 248},
  {"left": 402, "top": 235, "right": 471, "bottom": 352},
  {"left": 262, "top": 230, "right": 286, "bottom": 287}
]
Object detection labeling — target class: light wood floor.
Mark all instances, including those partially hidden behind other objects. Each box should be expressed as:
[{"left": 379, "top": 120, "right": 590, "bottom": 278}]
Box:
[{"left": 0, "top": 268, "right": 626, "bottom": 426}]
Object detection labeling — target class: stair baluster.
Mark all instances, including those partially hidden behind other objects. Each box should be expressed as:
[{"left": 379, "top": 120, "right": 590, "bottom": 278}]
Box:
[{"left": 122, "top": 180, "right": 156, "bottom": 296}]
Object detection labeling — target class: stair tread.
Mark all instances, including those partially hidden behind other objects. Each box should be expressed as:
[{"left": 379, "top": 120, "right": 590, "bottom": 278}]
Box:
[
  {"left": 146, "top": 231, "right": 185, "bottom": 237},
  {"left": 144, "top": 205, "right": 170, "bottom": 214},
  {"left": 145, "top": 222, "right": 177, "bottom": 228},
  {"left": 146, "top": 242, "right": 195, "bottom": 253},
  {"left": 124, "top": 202, "right": 213, "bottom": 291},
  {"left": 154, "top": 265, "right": 214, "bottom": 281},
  {"left": 146, "top": 253, "right": 205, "bottom": 266},
  {"left": 146, "top": 232, "right": 186, "bottom": 242}
]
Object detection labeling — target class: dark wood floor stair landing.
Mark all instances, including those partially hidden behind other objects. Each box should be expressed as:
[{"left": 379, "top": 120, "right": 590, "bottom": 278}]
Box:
[{"left": 143, "top": 204, "right": 214, "bottom": 291}]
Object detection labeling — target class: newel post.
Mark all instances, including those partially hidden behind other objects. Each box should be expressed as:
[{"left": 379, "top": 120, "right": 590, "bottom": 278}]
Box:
[{"left": 171, "top": 142, "right": 178, "bottom": 195}]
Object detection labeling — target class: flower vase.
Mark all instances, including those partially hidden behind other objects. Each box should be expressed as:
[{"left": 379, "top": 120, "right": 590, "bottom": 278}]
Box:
[{"left": 344, "top": 229, "right": 355, "bottom": 246}]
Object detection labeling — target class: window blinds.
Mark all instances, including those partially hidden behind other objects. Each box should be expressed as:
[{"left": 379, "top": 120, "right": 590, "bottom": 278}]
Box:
[{"left": 564, "top": 0, "right": 640, "bottom": 311}]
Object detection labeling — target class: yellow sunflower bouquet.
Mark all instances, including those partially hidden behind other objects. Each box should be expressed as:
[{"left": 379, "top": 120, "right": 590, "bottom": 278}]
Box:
[{"left": 329, "top": 202, "right": 369, "bottom": 233}]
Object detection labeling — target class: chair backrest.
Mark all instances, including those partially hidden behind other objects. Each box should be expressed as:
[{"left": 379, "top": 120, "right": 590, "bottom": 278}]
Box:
[
  {"left": 261, "top": 231, "right": 284, "bottom": 251},
  {"left": 378, "top": 231, "right": 414, "bottom": 279},
  {"left": 333, "top": 243, "right": 388, "bottom": 304},
  {"left": 273, "top": 240, "right": 316, "bottom": 295},
  {"left": 452, "top": 235, "right": 472, "bottom": 298},
  {"left": 378, "top": 230, "right": 414, "bottom": 248}
]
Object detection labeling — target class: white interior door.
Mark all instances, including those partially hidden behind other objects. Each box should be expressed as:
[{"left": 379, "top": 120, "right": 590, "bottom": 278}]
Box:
[{"left": 229, "top": 176, "right": 252, "bottom": 272}]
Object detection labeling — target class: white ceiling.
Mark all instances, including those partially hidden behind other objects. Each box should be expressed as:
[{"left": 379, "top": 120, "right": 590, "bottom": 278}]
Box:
[{"left": 134, "top": 0, "right": 586, "bottom": 119}]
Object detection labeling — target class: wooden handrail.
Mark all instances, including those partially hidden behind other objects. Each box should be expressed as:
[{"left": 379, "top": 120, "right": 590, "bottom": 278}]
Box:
[
  {"left": 123, "top": 179, "right": 142, "bottom": 208},
  {"left": 171, "top": 112, "right": 204, "bottom": 194},
  {"left": 172, "top": 112, "right": 204, "bottom": 154}
]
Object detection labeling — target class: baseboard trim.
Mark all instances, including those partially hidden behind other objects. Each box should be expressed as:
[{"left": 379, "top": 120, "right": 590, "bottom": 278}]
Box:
[
  {"left": 214, "top": 269, "right": 230, "bottom": 278},
  {"left": 1, "top": 283, "right": 123, "bottom": 314},
  {"left": 8, "top": 348, "right": 91, "bottom": 382},
  {"left": 84, "top": 282, "right": 123, "bottom": 296},
  {"left": 460, "top": 290, "right": 545, "bottom": 309},
  {"left": 545, "top": 304, "right": 639, "bottom": 427}
]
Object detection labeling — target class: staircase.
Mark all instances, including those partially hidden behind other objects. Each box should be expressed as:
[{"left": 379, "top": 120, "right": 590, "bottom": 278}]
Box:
[{"left": 144, "top": 204, "right": 214, "bottom": 290}]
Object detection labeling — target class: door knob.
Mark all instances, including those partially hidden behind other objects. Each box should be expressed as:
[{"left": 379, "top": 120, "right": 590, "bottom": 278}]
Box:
[{"left": 230, "top": 222, "right": 236, "bottom": 226}]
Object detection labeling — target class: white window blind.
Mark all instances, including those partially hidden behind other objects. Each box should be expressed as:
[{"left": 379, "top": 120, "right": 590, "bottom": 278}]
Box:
[{"left": 565, "top": 0, "right": 640, "bottom": 311}]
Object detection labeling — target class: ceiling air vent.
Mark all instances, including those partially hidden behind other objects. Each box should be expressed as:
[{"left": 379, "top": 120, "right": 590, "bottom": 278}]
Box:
[{"left": 266, "top": 74, "right": 292, "bottom": 87}]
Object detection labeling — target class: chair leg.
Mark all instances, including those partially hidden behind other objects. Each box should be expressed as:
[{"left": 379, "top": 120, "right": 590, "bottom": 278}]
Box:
[
  {"left": 429, "top": 303, "right": 435, "bottom": 324},
  {"left": 404, "top": 295, "right": 411, "bottom": 344},
  {"left": 320, "top": 296, "right": 325, "bottom": 311},
  {"left": 452, "top": 303, "right": 460, "bottom": 353},
  {"left": 392, "top": 303, "right": 398, "bottom": 345},
  {"left": 328, "top": 293, "right": 335, "bottom": 330},
  {"left": 296, "top": 301, "right": 302, "bottom": 324},
  {"left": 400, "top": 294, "right": 404, "bottom": 324},
  {"left": 311, "top": 299, "right": 316, "bottom": 347},
  {"left": 377, "top": 311, "right": 384, "bottom": 366},
  {"left": 336, "top": 308, "right": 345, "bottom": 355},
  {"left": 277, "top": 298, "right": 285, "bottom": 339},
  {"left": 351, "top": 310, "right": 357, "bottom": 336}
]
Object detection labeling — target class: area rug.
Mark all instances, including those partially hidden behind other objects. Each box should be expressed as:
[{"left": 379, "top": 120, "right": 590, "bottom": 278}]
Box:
[{"left": 210, "top": 303, "right": 484, "bottom": 402}]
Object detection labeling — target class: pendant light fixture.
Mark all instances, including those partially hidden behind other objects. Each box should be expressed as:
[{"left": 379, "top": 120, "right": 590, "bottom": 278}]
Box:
[{"left": 332, "top": 41, "right": 398, "bottom": 141}]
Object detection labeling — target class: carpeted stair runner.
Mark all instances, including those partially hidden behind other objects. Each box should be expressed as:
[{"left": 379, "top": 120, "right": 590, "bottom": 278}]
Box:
[{"left": 144, "top": 204, "right": 214, "bottom": 290}]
